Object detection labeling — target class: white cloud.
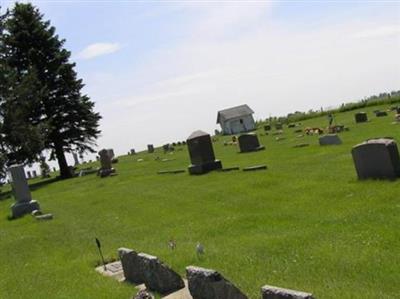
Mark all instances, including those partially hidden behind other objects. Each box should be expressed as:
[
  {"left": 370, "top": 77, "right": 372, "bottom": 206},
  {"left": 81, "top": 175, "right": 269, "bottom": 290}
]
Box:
[
  {"left": 77, "top": 43, "right": 121, "bottom": 60},
  {"left": 353, "top": 25, "right": 400, "bottom": 39}
]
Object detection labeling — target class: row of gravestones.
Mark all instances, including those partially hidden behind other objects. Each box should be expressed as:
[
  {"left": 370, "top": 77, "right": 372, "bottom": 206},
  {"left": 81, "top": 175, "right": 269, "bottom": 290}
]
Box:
[{"left": 118, "top": 247, "right": 314, "bottom": 299}]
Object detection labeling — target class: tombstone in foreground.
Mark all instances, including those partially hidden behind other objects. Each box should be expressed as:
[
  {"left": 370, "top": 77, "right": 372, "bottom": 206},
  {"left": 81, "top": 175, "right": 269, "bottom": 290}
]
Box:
[
  {"left": 186, "top": 266, "right": 248, "bottom": 299},
  {"left": 238, "top": 133, "right": 265, "bottom": 153},
  {"left": 98, "top": 149, "right": 116, "bottom": 178},
  {"left": 355, "top": 112, "right": 368, "bottom": 123},
  {"left": 352, "top": 138, "right": 400, "bottom": 179},
  {"left": 261, "top": 285, "right": 314, "bottom": 299},
  {"left": 147, "top": 144, "right": 154, "bottom": 153},
  {"left": 73, "top": 152, "right": 80, "bottom": 166},
  {"left": 187, "top": 130, "right": 222, "bottom": 175},
  {"left": 118, "top": 248, "right": 145, "bottom": 284},
  {"left": 319, "top": 134, "right": 342, "bottom": 146},
  {"left": 8, "top": 165, "right": 40, "bottom": 218}
]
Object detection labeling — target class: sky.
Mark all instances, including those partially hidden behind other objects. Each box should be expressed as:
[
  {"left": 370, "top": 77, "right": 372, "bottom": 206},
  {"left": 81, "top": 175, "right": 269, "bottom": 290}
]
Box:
[{"left": 2, "top": 0, "right": 400, "bottom": 167}]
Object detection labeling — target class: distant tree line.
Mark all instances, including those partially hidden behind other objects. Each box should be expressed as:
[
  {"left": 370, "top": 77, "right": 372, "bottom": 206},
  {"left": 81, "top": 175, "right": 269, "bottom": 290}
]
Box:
[{"left": 0, "top": 3, "right": 101, "bottom": 182}]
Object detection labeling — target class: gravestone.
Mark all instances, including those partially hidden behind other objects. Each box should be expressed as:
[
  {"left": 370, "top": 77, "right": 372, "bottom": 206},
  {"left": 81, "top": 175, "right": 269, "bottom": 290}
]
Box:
[
  {"left": 130, "top": 149, "right": 136, "bottom": 155},
  {"left": 355, "top": 112, "right": 368, "bottom": 123},
  {"left": 264, "top": 124, "right": 271, "bottom": 131},
  {"left": 27, "top": 171, "right": 32, "bottom": 179},
  {"left": 8, "top": 165, "right": 40, "bottom": 218},
  {"left": 118, "top": 248, "right": 145, "bottom": 284},
  {"left": 275, "top": 122, "right": 283, "bottom": 130},
  {"left": 148, "top": 144, "right": 154, "bottom": 153},
  {"left": 375, "top": 111, "right": 388, "bottom": 117},
  {"left": 98, "top": 149, "right": 116, "bottom": 177},
  {"left": 261, "top": 285, "right": 314, "bottom": 299},
  {"left": 187, "top": 130, "right": 222, "bottom": 175},
  {"left": 288, "top": 123, "right": 295, "bottom": 128},
  {"left": 352, "top": 138, "right": 400, "bottom": 179},
  {"left": 106, "top": 149, "right": 115, "bottom": 159},
  {"left": 319, "top": 134, "right": 342, "bottom": 145},
  {"left": 73, "top": 153, "right": 79, "bottom": 166},
  {"left": 32, "top": 170, "right": 37, "bottom": 178},
  {"left": 238, "top": 133, "right": 265, "bottom": 153},
  {"left": 53, "top": 167, "right": 56, "bottom": 172},
  {"left": 186, "top": 266, "right": 248, "bottom": 299}
]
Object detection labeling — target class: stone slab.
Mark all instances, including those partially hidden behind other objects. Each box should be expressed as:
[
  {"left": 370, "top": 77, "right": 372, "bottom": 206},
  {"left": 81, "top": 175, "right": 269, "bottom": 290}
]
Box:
[
  {"left": 158, "top": 170, "right": 186, "bottom": 174},
  {"left": 95, "top": 261, "right": 125, "bottom": 282},
  {"left": 261, "top": 285, "right": 314, "bottom": 299},
  {"left": 243, "top": 165, "right": 267, "bottom": 171}
]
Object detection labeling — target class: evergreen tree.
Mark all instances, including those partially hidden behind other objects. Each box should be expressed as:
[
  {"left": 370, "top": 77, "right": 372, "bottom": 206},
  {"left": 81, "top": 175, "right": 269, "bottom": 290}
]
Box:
[{"left": 0, "top": 3, "right": 101, "bottom": 178}]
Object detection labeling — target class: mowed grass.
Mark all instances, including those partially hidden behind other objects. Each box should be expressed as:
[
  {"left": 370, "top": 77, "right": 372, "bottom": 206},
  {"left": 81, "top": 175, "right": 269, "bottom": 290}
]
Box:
[{"left": 0, "top": 105, "right": 399, "bottom": 299}]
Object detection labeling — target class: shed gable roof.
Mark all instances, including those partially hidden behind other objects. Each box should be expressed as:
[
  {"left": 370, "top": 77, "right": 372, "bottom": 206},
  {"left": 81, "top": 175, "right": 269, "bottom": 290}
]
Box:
[{"left": 216, "top": 104, "right": 254, "bottom": 124}]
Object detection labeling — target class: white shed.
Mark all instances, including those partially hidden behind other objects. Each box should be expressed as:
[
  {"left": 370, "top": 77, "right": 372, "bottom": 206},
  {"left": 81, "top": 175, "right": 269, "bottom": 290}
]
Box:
[{"left": 217, "top": 104, "right": 255, "bottom": 135}]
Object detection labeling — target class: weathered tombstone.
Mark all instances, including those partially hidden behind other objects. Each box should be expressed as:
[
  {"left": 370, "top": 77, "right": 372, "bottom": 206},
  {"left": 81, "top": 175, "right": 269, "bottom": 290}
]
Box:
[
  {"left": 98, "top": 149, "right": 116, "bottom": 177},
  {"left": 352, "top": 138, "right": 400, "bottom": 179},
  {"left": 319, "top": 134, "right": 342, "bottom": 146},
  {"left": 118, "top": 248, "right": 145, "bottom": 284},
  {"left": 106, "top": 149, "right": 115, "bottom": 159},
  {"left": 261, "top": 285, "right": 314, "bottom": 299},
  {"left": 186, "top": 266, "right": 248, "bottom": 299},
  {"left": 375, "top": 111, "right": 388, "bottom": 117},
  {"left": 148, "top": 144, "right": 154, "bottom": 153},
  {"left": 275, "top": 122, "right": 283, "bottom": 130},
  {"left": 8, "top": 165, "right": 40, "bottom": 218},
  {"left": 72, "top": 153, "right": 79, "bottom": 166},
  {"left": 130, "top": 149, "right": 136, "bottom": 155},
  {"left": 355, "top": 112, "right": 368, "bottom": 123},
  {"left": 187, "top": 130, "right": 222, "bottom": 175},
  {"left": 238, "top": 133, "right": 265, "bottom": 153},
  {"left": 264, "top": 124, "right": 271, "bottom": 131},
  {"left": 27, "top": 171, "right": 32, "bottom": 179}
]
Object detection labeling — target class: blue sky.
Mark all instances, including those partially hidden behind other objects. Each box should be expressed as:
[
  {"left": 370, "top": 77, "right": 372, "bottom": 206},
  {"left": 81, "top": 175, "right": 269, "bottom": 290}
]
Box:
[{"left": 2, "top": 1, "right": 400, "bottom": 164}]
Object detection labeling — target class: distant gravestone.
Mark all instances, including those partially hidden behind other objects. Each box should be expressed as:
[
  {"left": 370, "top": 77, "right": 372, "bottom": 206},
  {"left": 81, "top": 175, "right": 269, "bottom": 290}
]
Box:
[
  {"left": 27, "top": 171, "right": 32, "bottom": 179},
  {"left": 264, "top": 124, "right": 271, "bottom": 131},
  {"left": 319, "top": 134, "right": 342, "bottom": 146},
  {"left": 352, "top": 138, "right": 400, "bottom": 179},
  {"left": 8, "top": 165, "right": 40, "bottom": 218},
  {"left": 73, "top": 153, "right": 79, "bottom": 166},
  {"left": 32, "top": 170, "right": 37, "bottom": 178},
  {"left": 275, "top": 122, "right": 283, "bottom": 130},
  {"left": 261, "top": 285, "right": 314, "bottom": 299},
  {"left": 53, "top": 167, "right": 56, "bottom": 172},
  {"left": 98, "top": 149, "right": 116, "bottom": 177},
  {"left": 288, "top": 123, "right": 295, "bottom": 128},
  {"left": 187, "top": 130, "right": 222, "bottom": 175},
  {"left": 355, "top": 112, "right": 368, "bottom": 123},
  {"left": 375, "top": 111, "right": 388, "bottom": 117},
  {"left": 186, "top": 266, "right": 248, "bottom": 299},
  {"left": 238, "top": 133, "right": 265, "bottom": 153},
  {"left": 148, "top": 144, "right": 154, "bottom": 153},
  {"left": 130, "top": 149, "right": 136, "bottom": 155}
]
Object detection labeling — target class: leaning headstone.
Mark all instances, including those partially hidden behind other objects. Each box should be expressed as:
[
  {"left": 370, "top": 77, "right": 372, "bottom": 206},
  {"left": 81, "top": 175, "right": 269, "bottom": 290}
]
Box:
[
  {"left": 355, "top": 112, "right": 368, "bottom": 123},
  {"left": 319, "top": 134, "right": 342, "bottom": 145},
  {"left": 375, "top": 111, "right": 388, "bottom": 117},
  {"left": 187, "top": 130, "right": 222, "bottom": 175},
  {"left": 261, "top": 285, "right": 314, "bottom": 299},
  {"left": 140, "top": 253, "right": 185, "bottom": 294},
  {"left": 118, "top": 248, "right": 145, "bottom": 284},
  {"left": 72, "top": 152, "right": 79, "bottom": 166},
  {"left": 238, "top": 133, "right": 265, "bottom": 153},
  {"left": 352, "top": 138, "right": 400, "bottom": 179},
  {"left": 186, "top": 266, "right": 248, "bottom": 299},
  {"left": 8, "top": 165, "right": 40, "bottom": 218},
  {"left": 148, "top": 144, "right": 154, "bottom": 153},
  {"left": 98, "top": 149, "right": 116, "bottom": 177}
]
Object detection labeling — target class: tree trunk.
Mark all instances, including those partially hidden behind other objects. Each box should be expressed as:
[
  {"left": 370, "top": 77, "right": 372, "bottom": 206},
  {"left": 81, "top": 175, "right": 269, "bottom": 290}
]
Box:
[{"left": 54, "top": 143, "right": 72, "bottom": 179}]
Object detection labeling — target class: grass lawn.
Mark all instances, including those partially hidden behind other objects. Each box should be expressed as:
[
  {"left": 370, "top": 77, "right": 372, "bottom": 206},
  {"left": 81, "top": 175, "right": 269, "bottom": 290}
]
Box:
[{"left": 0, "top": 104, "right": 399, "bottom": 299}]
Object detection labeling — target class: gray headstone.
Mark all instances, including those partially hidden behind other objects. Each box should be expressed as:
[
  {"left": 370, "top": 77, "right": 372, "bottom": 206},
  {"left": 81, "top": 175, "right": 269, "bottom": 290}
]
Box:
[
  {"left": 130, "top": 149, "right": 136, "bottom": 155},
  {"left": 187, "top": 130, "right": 222, "bottom": 175},
  {"left": 264, "top": 124, "right": 271, "bottom": 131},
  {"left": 238, "top": 133, "right": 264, "bottom": 153},
  {"left": 186, "top": 266, "right": 248, "bottom": 299},
  {"left": 352, "top": 138, "right": 400, "bottom": 179},
  {"left": 8, "top": 165, "right": 40, "bottom": 218},
  {"left": 261, "top": 285, "right": 314, "bottom": 299},
  {"left": 375, "top": 111, "right": 388, "bottom": 117},
  {"left": 319, "top": 134, "right": 342, "bottom": 146},
  {"left": 27, "top": 171, "right": 32, "bottom": 179},
  {"left": 98, "top": 149, "right": 115, "bottom": 177},
  {"left": 275, "top": 123, "right": 283, "bottom": 130},
  {"left": 106, "top": 149, "right": 115, "bottom": 159},
  {"left": 148, "top": 144, "right": 154, "bottom": 153},
  {"left": 73, "top": 153, "right": 79, "bottom": 166},
  {"left": 355, "top": 112, "right": 368, "bottom": 123},
  {"left": 118, "top": 248, "right": 145, "bottom": 284}
]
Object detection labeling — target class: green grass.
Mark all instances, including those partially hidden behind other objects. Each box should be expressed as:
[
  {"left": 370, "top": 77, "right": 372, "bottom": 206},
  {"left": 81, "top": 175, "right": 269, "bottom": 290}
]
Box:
[{"left": 1, "top": 105, "right": 399, "bottom": 299}]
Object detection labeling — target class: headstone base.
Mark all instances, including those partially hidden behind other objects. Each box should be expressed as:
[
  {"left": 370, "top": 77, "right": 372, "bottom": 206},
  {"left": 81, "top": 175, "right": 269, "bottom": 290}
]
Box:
[
  {"left": 98, "top": 168, "right": 116, "bottom": 178},
  {"left": 11, "top": 200, "right": 40, "bottom": 218},
  {"left": 188, "top": 160, "right": 222, "bottom": 175}
]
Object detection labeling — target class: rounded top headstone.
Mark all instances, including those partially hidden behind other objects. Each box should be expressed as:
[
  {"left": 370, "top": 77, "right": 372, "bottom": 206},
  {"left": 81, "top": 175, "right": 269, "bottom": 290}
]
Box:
[{"left": 187, "top": 130, "right": 209, "bottom": 140}]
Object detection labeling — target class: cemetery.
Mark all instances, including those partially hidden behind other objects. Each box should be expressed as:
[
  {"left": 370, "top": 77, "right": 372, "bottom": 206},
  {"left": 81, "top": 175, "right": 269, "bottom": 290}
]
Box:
[{"left": 0, "top": 103, "right": 399, "bottom": 298}]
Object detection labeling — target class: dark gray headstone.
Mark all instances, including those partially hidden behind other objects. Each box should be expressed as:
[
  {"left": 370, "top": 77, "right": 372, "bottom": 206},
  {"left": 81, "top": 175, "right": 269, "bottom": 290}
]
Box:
[
  {"left": 148, "top": 144, "right": 154, "bottom": 153},
  {"left": 118, "top": 248, "right": 145, "bottom": 284},
  {"left": 98, "top": 149, "right": 115, "bottom": 177},
  {"left": 187, "top": 130, "right": 222, "bottom": 175},
  {"left": 275, "top": 123, "right": 283, "bottom": 130},
  {"left": 355, "top": 112, "right": 368, "bottom": 123},
  {"left": 375, "top": 111, "right": 388, "bottom": 117},
  {"left": 238, "top": 133, "right": 264, "bottom": 153},
  {"left": 352, "top": 138, "right": 400, "bottom": 179},
  {"left": 73, "top": 153, "right": 79, "bottom": 166},
  {"left": 264, "top": 124, "right": 271, "bottom": 131},
  {"left": 261, "top": 285, "right": 314, "bottom": 299},
  {"left": 130, "top": 149, "right": 136, "bottom": 155},
  {"left": 319, "top": 134, "right": 342, "bottom": 146},
  {"left": 288, "top": 123, "right": 295, "bottom": 128},
  {"left": 186, "top": 266, "right": 248, "bottom": 299}
]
